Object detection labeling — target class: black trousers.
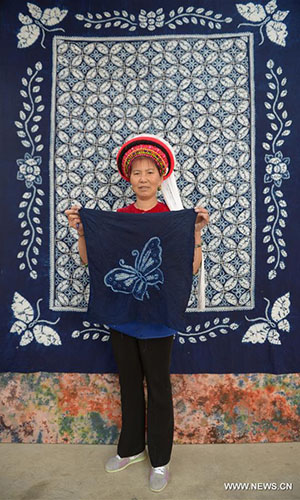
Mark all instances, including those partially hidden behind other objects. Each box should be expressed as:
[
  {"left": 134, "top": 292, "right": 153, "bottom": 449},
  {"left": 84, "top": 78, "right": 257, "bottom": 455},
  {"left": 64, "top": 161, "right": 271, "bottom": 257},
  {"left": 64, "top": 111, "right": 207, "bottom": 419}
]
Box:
[{"left": 110, "top": 328, "right": 174, "bottom": 467}]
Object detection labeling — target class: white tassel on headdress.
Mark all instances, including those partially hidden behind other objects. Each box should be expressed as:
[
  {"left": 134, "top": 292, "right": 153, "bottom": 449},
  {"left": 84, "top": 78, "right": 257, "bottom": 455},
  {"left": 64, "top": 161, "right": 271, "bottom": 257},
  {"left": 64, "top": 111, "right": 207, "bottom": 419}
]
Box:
[{"left": 161, "top": 172, "right": 206, "bottom": 312}]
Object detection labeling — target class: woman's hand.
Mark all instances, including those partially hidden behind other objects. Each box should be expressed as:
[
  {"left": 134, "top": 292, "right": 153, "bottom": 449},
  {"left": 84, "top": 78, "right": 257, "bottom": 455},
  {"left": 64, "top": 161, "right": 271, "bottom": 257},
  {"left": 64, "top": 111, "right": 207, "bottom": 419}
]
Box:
[
  {"left": 194, "top": 206, "right": 209, "bottom": 233},
  {"left": 193, "top": 206, "right": 208, "bottom": 273},
  {"left": 65, "top": 205, "right": 84, "bottom": 235}
]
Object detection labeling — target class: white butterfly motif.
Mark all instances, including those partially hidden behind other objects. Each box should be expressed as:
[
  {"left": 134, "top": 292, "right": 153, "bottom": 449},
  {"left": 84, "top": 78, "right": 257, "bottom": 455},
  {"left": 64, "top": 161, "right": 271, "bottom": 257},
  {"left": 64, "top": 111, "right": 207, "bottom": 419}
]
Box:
[
  {"left": 17, "top": 3, "right": 67, "bottom": 49},
  {"left": 10, "top": 292, "right": 61, "bottom": 347},
  {"left": 104, "top": 236, "right": 164, "bottom": 301},
  {"left": 237, "top": 0, "right": 289, "bottom": 47},
  {"left": 242, "top": 292, "right": 290, "bottom": 345}
]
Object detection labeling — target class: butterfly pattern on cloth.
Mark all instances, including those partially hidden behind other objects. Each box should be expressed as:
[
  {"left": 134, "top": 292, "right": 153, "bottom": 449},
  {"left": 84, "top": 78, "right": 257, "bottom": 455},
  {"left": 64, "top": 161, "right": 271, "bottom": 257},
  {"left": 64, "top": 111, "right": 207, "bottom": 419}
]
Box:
[
  {"left": 17, "top": 3, "right": 67, "bottom": 49},
  {"left": 10, "top": 292, "right": 61, "bottom": 347},
  {"left": 242, "top": 292, "right": 290, "bottom": 345},
  {"left": 104, "top": 236, "right": 164, "bottom": 301}
]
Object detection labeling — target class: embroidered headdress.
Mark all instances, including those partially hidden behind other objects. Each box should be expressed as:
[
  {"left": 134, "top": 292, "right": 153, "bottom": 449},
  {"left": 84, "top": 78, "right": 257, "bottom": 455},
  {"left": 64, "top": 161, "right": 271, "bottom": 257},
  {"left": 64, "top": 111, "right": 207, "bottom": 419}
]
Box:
[{"left": 116, "top": 134, "right": 175, "bottom": 181}]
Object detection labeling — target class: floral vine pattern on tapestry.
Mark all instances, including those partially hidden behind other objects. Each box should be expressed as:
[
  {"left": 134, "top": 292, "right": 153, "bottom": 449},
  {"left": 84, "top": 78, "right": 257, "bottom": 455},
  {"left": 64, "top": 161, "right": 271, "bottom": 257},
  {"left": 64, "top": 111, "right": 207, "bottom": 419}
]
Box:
[
  {"left": 15, "top": 62, "right": 45, "bottom": 280},
  {"left": 75, "top": 7, "right": 232, "bottom": 32},
  {"left": 262, "top": 59, "right": 291, "bottom": 280},
  {"left": 49, "top": 34, "right": 255, "bottom": 313},
  {"left": 10, "top": 292, "right": 61, "bottom": 347},
  {"left": 71, "top": 322, "right": 110, "bottom": 341},
  {"left": 17, "top": 3, "right": 67, "bottom": 49},
  {"left": 242, "top": 292, "right": 290, "bottom": 345},
  {"left": 177, "top": 317, "right": 239, "bottom": 344},
  {"left": 236, "top": 0, "right": 289, "bottom": 46}
]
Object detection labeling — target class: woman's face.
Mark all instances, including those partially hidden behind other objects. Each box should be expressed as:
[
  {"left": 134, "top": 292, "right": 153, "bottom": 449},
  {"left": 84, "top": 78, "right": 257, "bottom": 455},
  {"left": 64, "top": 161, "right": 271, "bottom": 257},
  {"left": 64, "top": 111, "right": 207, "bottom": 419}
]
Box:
[{"left": 129, "top": 158, "right": 163, "bottom": 200}]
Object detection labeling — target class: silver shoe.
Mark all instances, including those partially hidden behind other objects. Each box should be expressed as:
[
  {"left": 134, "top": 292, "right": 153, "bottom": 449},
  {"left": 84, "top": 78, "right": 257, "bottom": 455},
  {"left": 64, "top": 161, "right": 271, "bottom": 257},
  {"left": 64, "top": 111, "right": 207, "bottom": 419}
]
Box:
[
  {"left": 105, "top": 449, "right": 147, "bottom": 473},
  {"left": 149, "top": 463, "right": 170, "bottom": 492}
]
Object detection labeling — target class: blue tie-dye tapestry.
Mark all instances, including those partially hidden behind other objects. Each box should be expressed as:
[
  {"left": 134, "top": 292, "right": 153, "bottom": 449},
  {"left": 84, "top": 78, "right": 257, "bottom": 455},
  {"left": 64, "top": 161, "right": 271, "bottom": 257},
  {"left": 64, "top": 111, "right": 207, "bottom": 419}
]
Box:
[{"left": 0, "top": 0, "right": 299, "bottom": 373}]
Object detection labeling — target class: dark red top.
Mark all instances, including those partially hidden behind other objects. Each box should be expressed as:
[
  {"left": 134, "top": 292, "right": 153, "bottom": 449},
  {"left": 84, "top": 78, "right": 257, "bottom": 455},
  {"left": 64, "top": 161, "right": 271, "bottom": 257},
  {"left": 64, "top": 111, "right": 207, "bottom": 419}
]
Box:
[{"left": 117, "top": 201, "right": 170, "bottom": 214}]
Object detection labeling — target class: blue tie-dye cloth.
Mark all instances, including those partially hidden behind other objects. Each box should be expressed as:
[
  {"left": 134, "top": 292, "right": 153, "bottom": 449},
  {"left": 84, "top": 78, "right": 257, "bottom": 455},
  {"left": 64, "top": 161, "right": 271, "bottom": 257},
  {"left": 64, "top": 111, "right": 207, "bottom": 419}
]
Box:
[
  {"left": 80, "top": 208, "right": 197, "bottom": 331},
  {"left": 1, "top": 0, "right": 299, "bottom": 374}
]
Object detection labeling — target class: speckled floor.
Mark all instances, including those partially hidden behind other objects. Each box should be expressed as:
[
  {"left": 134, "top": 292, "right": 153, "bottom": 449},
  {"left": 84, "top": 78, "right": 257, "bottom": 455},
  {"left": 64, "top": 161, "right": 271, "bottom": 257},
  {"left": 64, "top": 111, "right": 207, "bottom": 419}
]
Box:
[{"left": 0, "top": 442, "right": 299, "bottom": 500}]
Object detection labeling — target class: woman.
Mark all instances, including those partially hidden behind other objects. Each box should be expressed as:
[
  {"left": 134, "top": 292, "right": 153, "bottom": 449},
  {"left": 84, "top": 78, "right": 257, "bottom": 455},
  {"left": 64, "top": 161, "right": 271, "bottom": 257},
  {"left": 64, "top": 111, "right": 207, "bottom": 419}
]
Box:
[{"left": 66, "top": 135, "right": 209, "bottom": 493}]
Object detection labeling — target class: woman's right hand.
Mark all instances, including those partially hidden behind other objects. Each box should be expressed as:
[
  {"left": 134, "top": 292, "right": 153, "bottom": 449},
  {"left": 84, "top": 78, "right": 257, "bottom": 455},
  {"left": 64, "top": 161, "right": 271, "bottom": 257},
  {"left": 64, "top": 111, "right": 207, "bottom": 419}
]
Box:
[{"left": 65, "top": 205, "right": 84, "bottom": 235}]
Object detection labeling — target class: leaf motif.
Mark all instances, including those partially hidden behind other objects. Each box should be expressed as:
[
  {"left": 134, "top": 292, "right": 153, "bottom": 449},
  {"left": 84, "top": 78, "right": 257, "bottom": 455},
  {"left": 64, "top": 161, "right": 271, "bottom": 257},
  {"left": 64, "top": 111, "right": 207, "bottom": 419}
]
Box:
[
  {"left": 242, "top": 322, "right": 270, "bottom": 344},
  {"left": 11, "top": 292, "right": 34, "bottom": 323},
  {"left": 33, "top": 324, "right": 62, "bottom": 346},
  {"left": 10, "top": 320, "right": 27, "bottom": 334},
  {"left": 265, "top": 0, "right": 277, "bottom": 14},
  {"left": 20, "top": 329, "right": 34, "bottom": 346},
  {"left": 17, "top": 24, "right": 40, "bottom": 49},
  {"left": 40, "top": 7, "right": 68, "bottom": 26},
  {"left": 277, "top": 319, "right": 290, "bottom": 332},
  {"left": 27, "top": 3, "right": 42, "bottom": 20},
  {"left": 267, "top": 329, "right": 281, "bottom": 345},
  {"left": 271, "top": 292, "right": 290, "bottom": 322},
  {"left": 266, "top": 21, "right": 288, "bottom": 47},
  {"left": 273, "top": 10, "right": 289, "bottom": 22},
  {"left": 236, "top": 2, "right": 266, "bottom": 22},
  {"left": 19, "top": 13, "right": 33, "bottom": 25}
]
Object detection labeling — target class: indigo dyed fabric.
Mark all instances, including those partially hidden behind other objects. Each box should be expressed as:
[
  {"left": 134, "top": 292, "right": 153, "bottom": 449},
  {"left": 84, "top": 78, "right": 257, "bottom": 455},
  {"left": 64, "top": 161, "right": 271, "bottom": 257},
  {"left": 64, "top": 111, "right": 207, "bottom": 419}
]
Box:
[
  {"left": 0, "top": 0, "right": 299, "bottom": 373},
  {"left": 80, "top": 208, "right": 196, "bottom": 331}
]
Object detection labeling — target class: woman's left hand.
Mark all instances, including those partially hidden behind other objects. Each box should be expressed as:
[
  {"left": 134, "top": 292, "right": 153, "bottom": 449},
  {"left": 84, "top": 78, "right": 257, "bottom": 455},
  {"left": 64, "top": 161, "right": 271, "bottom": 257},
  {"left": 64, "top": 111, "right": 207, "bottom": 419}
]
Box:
[{"left": 194, "top": 206, "right": 210, "bottom": 232}]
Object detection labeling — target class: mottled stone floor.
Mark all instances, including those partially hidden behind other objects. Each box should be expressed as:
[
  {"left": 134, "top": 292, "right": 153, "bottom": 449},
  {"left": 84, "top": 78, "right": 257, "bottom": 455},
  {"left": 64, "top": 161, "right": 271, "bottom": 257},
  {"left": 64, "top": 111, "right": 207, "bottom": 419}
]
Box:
[{"left": 0, "top": 442, "right": 299, "bottom": 500}]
